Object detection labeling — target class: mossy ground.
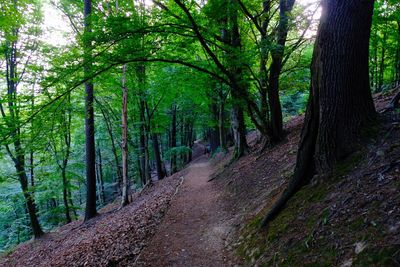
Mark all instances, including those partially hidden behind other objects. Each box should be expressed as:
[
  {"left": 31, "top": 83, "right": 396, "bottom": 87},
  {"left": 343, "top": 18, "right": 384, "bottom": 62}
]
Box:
[{"left": 236, "top": 147, "right": 400, "bottom": 266}]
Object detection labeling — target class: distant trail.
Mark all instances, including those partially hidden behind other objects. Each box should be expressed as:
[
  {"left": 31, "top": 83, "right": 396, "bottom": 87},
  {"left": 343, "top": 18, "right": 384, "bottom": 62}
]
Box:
[{"left": 136, "top": 155, "right": 234, "bottom": 267}]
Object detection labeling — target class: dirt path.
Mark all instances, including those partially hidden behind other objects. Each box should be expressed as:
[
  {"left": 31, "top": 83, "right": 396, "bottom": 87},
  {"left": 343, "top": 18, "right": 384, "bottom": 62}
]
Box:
[{"left": 136, "top": 155, "right": 235, "bottom": 267}]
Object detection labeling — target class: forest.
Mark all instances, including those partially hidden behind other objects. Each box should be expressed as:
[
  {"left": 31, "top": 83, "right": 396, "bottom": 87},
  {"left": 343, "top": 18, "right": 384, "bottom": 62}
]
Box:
[{"left": 0, "top": 0, "right": 399, "bottom": 266}]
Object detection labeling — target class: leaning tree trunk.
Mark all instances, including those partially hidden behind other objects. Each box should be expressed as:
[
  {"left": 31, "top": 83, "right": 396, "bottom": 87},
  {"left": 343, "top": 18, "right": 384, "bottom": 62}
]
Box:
[{"left": 262, "top": 0, "right": 376, "bottom": 226}]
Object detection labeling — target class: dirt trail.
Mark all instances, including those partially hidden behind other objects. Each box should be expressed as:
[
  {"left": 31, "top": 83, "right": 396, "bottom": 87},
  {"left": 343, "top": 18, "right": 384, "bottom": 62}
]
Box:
[{"left": 136, "top": 155, "right": 235, "bottom": 267}]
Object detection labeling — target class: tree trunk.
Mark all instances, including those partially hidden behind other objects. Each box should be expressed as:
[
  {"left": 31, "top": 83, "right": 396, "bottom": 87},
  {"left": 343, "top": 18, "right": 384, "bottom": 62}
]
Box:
[
  {"left": 170, "top": 104, "right": 178, "bottom": 174},
  {"left": 68, "top": 189, "right": 77, "bottom": 219},
  {"left": 231, "top": 93, "right": 248, "bottom": 159},
  {"left": 2, "top": 34, "right": 44, "bottom": 238},
  {"left": 229, "top": 0, "right": 248, "bottom": 159},
  {"left": 61, "top": 167, "right": 72, "bottom": 223},
  {"left": 262, "top": 0, "right": 376, "bottom": 226},
  {"left": 16, "top": 157, "right": 44, "bottom": 238},
  {"left": 396, "top": 21, "right": 400, "bottom": 82},
  {"left": 152, "top": 133, "right": 165, "bottom": 180},
  {"left": 97, "top": 146, "right": 106, "bottom": 204},
  {"left": 377, "top": 29, "right": 387, "bottom": 92},
  {"left": 97, "top": 101, "right": 122, "bottom": 190},
  {"left": 267, "top": 0, "right": 296, "bottom": 142},
  {"left": 121, "top": 64, "right": 130, "bottom": 207},
  {"left": 218, "top": 92, "right": 228, "bottom": 152},
  {"left": 209, "top": 101, "right": 220, "bottom": 153},
  {"left": 84, "top": 0, "right": 97, "bottom": 221}
]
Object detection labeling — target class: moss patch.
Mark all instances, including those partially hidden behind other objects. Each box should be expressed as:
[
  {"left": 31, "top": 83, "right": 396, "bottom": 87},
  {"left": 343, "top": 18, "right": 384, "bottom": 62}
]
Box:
[
  {"left": 332, "top": 151, "right": 364, "bottom": 178},
  {"left": 354, "top": 246, "right": 400, "bottom": 266}
]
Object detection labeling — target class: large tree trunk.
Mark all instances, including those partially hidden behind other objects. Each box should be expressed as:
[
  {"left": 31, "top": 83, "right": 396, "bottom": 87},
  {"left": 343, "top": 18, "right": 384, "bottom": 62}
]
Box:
[
  {"left": 84, "top": 0, "right": 97, "bottom": 221},
  {"left": 262, "top": 0, "right": 376, "bottom": 226},
  {"left": 121, "top": 64, "right": 129, "bottom": 206}
]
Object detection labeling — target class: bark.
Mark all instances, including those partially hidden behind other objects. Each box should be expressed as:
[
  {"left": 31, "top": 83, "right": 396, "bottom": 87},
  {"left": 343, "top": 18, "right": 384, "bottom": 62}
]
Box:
[
  {"left": 121, "top": 64, "right": 129, "bottom": 207},
  {"left": 84, "top": 0, "right": 97, "bottom": 221},
  {"left": 262, "top": 0, "right": 376, "bottom": 226}
]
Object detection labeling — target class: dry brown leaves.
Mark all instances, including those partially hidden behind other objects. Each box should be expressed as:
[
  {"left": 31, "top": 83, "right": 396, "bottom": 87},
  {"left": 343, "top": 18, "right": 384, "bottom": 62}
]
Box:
[{"left": 0, "top": 174, "right": 183, "bottom": 267}]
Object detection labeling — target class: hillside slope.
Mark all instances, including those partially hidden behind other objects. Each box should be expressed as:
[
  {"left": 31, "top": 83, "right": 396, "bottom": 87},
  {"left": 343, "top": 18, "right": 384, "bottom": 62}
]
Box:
[{"left": 213, "top": 88, "right": 400, "bottom": 266}]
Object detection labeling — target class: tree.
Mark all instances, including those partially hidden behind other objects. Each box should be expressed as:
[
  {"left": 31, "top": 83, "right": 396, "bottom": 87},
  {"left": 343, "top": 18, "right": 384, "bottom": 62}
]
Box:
[
  {"left": 121, "top": 64, "right": 130, "bottom": 206},
  {"left": 0, "top": 0, "right": 44, "bottom": 238},
  {"left": 262, "top": 0, "right": 377, "bottom": 226},
  {"left": 83, "top": 0, "right": 97, "bottom": 221}
]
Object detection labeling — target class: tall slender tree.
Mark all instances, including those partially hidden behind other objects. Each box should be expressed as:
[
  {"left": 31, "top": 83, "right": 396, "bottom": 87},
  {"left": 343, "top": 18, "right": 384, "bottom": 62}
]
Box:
[
  {"left": 0, "top": 0, "right": 44, "bottom": 238},
  {"left": 83, "top": 0, "right": 97, "bottom": 221},
  {"left": 121, "top": 64, "right": 130, "bottom": 206}
]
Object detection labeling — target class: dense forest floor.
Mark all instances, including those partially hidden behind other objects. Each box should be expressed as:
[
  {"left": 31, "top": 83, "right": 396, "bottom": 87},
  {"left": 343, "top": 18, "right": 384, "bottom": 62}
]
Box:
[
  {"left": 1, "top": 89, "right": 399, "bottom": 267},
  {"left": 0, "top": 168, "right": 186, "bottom": 266}
]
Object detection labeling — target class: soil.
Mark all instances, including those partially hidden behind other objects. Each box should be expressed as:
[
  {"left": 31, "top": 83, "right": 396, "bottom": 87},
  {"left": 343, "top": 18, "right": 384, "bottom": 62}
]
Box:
[{"left": 136, "top": 155, "right": 237, "bottom": 266}]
